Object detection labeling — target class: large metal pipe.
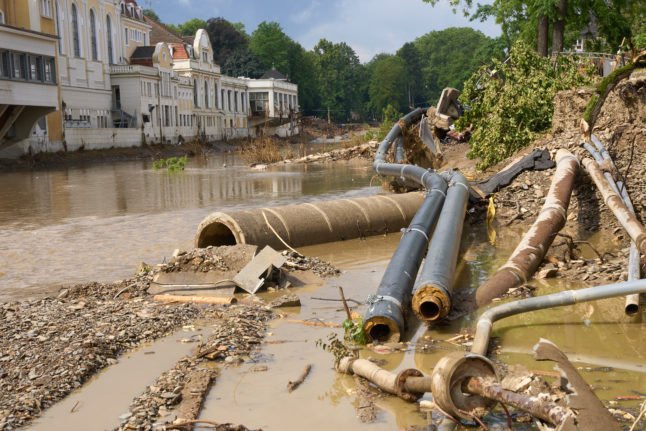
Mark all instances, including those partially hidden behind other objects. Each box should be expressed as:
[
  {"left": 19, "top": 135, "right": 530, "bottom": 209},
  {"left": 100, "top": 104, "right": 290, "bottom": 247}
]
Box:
[
  {"left": 471, "top": 279, "right": 646, "bottom": 355},
  {"left": 475, "top": 149, "right": 579, "bottom": 307},
  {"left": 363, "top": 169, "right": 447, "bottom": 342},
  {"left": 363, "top": 108, "right": 449, "bottom": 343},
  {"left": 586, "top": 135, "right": 642, "bottom": 315},
  {"left": 411, "top": 170, "right": 469, "bottom": 322},
  {"left": 582, "top": 157, "right": 646, "bottom": 255},
  {"left": 194, "top": 192, "right": 426, "bottom": 249}
]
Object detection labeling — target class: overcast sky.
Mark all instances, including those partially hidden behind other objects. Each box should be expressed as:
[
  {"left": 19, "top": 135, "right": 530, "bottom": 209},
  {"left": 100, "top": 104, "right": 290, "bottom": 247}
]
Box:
[{"left": 147, "top": 0, "right": 501, "bottom": 62}]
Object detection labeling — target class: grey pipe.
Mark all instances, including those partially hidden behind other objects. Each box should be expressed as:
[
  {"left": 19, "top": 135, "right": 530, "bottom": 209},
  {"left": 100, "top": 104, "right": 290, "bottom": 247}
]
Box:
[
  {"left": 471, "top": 279, "right": 646, "bottom": 355},
  {"left": 364, "top": 108, "right": 449, "bottom": 342},
  {"left": 583, "top": 137, "right": 642, "bottom": 315},
  {"left": 411, "top": 170, "right": 470, "bottom": 322}
]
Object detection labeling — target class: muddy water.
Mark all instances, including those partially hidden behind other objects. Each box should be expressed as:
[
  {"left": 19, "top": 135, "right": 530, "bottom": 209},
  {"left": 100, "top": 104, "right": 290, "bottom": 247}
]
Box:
[
  {"left": 1, "top": 156, "right": 644, "bottom": 430},
  {"left": 201, "top": 226, "right": 645, "bottom": 430},
  {"left": 0, "top": 154, "right": 374, "bottom": 300}
]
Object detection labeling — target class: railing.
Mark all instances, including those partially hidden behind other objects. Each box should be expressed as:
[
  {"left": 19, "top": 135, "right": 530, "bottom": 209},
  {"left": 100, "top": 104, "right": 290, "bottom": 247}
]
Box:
[
  {"left": 109, "top": 64, "right": 158, "bottom": 76},
  {"left": 64, "top": 119, "right": 91, "bottom": 128}
]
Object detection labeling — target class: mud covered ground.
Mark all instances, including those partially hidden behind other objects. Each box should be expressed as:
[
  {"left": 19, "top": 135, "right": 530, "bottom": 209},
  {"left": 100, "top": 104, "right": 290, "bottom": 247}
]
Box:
[{"left": 0, "top": 246, "right": 338, "bottom": 430}]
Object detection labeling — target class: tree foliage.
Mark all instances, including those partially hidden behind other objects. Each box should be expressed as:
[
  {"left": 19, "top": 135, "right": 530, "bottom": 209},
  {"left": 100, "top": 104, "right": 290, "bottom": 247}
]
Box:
[
  {"left": 368, "top": 55, "right": 407, "bottom": 116},
  {"left": 142, "top": 9, "right": 160, "bottom": 22},
  {"left": 312, "top": 39, "right": 363, "bottom": 121},
  {"left": 249, "top": 21, "right": 293, "bottom": 72},
  {"left": 172, "top": 18, "right": 207, "bottom": 36},
  {"left": 205, "top": 18, "right": 250, "bottom": 65},
  {"left": 414, "top": 27, "right": 505, "bottom": 103},
  {"left": 458, "top": 41, "right": 595, "bottom": 169}
]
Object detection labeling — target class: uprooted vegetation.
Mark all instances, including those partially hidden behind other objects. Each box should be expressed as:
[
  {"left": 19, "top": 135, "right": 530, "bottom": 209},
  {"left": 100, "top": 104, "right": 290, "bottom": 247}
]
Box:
[{"left": 457, "top": 41, "right": 598, "bottom": 169}]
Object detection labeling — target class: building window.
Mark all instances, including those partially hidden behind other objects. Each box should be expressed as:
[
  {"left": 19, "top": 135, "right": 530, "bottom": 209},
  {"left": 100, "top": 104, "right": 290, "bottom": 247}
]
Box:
[
  {"left": 204, "top": 81, "right": 209, "bottom": 108},
  {"left": 71, "top": 3, "right": 81, "bottom": 58},
  {"left": 12, "top": 53, "right": 26, "bottom": 79},
  {"left": 44, "top": 58, "right": 55, "bottom": 83},
  {"left": 0, "top": 10, "right": 5, "bottom": 24},
  {"left": 41, "top": 0, "right": 52, "bottom": 18},
  {"left": 227, "top": 90, "right": 232, "bottom": 112},
  {"left": 234, "top": 91, "right": 239, "bottom": 112},
  {"left": 90, "top": 10, "right": 98, "bottom": 61},
  {"left": 221, "top": 89, "right": 225, "bottom": 110},
  {"left": 193, "top": 79, "right": 198, "bottom": 107},
  {"left": 106, "top": 15, "right": 114, "bottom": 64},
  {"left": 124, "top": 27, "right": 128, "bottom": 45},
  {"left": 0, "top": 51, "right": 9, "bottom": 78}
]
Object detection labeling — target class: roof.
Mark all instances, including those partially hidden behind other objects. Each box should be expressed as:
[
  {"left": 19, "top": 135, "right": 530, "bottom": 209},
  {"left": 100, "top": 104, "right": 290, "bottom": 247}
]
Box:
[
  {"left": 130, "top": 46, "right": 156, "bottom": 59},
  {"left": 145, "top": 16, "right": 185, "bottom": 45},
  {"left": 261, "top": 68, "right": 288, "bottom": 81}
]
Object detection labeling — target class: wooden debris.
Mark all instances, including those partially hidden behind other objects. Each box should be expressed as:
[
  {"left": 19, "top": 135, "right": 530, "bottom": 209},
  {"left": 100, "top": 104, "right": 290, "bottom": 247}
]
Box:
[
  {"left": 153, "top": 294, "right": 237, "bottom": 305},
  {"left": 287, "top": 364, "right": 312, "bottom": 392}
]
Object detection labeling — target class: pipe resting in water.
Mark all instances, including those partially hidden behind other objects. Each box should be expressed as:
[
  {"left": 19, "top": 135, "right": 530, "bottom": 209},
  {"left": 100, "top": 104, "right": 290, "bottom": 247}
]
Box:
[
  {"left": 475, "top": 149, "right": 579, "bottom": 307},
  {"left": 471, "top": 279, "right": 646, "bottom": 355},
  {"left": 583, "top": 135, "right": 642, "bottom": 315},
  {"left": 411, "top": 170, "right": 469, "bottom": 322},
  {"left": 363, "top": 108, "right": 449, "bottom": 343}
]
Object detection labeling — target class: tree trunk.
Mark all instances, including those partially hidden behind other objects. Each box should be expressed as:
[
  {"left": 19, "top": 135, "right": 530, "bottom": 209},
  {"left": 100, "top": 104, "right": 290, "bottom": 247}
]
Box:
[
  {"left": 552, "top": 0, "right": 567, "bottom": 54},
  {"left": 537, "top": 14, "right": 549, "bottom": 57}
]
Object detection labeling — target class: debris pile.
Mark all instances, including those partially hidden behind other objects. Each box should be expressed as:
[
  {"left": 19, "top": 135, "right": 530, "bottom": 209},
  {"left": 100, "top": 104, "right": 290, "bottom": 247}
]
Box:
[
  {"left": 283, "top": 251, "right": 340, "bottom": 278},
  {"left": 117, "top": 306, "right": 273, "bottom": 431},
  {"left": 0, "top": 298, "right": 200, "bottom": 430}
]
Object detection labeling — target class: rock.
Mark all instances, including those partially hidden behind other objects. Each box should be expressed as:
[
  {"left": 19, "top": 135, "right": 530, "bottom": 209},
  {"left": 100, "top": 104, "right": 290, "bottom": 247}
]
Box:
[
  {"left": 538, "top": 268, "right": 559, "bottom": 279},
  {"left": 268, "top": 293, "right": 301, "bottom": 308}
]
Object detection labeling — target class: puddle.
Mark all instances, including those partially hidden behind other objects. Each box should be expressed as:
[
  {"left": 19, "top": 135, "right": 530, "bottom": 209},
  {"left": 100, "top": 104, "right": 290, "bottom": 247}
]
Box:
[
  {"left": 200, "top": 227, "right": 645, "bottom": 430},
  {"left": 26, "top": 324, "right": 205, "bottom": 431}
]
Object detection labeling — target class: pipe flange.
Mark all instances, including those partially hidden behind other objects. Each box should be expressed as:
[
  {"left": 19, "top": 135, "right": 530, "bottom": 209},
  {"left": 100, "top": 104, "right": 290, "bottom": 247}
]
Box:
[
  {"left": 395, "top": 368, "right": 425, "bottom": 402},
  {"left": 430, "top": 351, "right": 498, "bottom": 420}
]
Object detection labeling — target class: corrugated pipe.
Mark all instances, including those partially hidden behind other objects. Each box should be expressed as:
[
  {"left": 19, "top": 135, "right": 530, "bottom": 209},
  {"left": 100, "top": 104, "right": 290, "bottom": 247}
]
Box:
[
  {"left": 194, "top": 192, "right": 426, "bottom": 250},
  {"left": 364, "top": 108, "right": 449, "bottom": 343},
  {"left": 471, "top": 279, "right": 646, "bottom": 355},
  {"left": 584, "top": 135, "right": 642, "bottom": 315},
  {"left": 411, "top": 170, "right": 470, "bottom": 322},
  {"left": 475, "top": 149, "right": 579, "bottom": 307}
]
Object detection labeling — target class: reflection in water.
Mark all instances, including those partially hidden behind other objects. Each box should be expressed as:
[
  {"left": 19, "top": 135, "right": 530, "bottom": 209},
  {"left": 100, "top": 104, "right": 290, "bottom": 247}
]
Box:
[{"left": 0, "top": 155, "right": 375, "bottom": 297}]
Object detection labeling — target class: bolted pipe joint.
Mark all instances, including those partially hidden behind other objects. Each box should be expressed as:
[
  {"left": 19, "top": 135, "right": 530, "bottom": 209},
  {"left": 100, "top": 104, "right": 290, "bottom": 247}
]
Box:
[{"left": 430, "top": 352, "right": 498, "bottom": 420}]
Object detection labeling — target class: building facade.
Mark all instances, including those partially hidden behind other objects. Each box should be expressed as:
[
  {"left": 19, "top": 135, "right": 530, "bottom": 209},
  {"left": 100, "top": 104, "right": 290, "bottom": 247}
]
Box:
[
  {"left": 0, "top": 0, "right": 60, "bottom": 156},
  {"left": 0, "top": 0, "right": 299, "bottom": 158}
]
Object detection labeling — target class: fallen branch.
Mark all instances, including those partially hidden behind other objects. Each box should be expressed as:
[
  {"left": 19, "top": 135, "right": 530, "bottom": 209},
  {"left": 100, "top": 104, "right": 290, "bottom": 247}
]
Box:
[
  {"left": 287, "top": 364, "right": 312, "bottom": 392},
  {"left": 555, "top": 233, "right": 605, "bottom": 263},
  {"left": 311, "top": 296, "right": 363, "bottom": 305}
]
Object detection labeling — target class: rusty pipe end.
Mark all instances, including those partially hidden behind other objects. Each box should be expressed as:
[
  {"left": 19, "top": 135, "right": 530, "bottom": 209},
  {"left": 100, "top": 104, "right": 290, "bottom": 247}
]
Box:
[
  {"left": 412, "top": 284, "right": 451, "bottom": 322},
  {"left": 363, "top": 316, "right": 401, "bottom": 343}
]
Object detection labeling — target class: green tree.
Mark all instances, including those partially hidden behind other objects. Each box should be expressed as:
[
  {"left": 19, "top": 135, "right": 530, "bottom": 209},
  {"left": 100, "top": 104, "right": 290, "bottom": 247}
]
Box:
[
  {"left": 396, "top": 42, "right": 424, "bottom": 108},
  {"left": 249, "top": 21, "right": 293, "bottom": 72},
  {"left": 286, "top": 45, "right": 320, "bottom": 114},
  {"left": 205, "top": 17, "right": 249, "bottom": 65},
  {"left": 312, "top": 39, "right": 363, "bottom": 121},
  {"left": 367, "top": 55, "right": 407, "bottom": 117},
  {"left": 142, "top": 9, "right": 160, "bottom": 22},
  {"left": 174, "top": 18, "right": 207, "bottom": 36},
  {"left": 222, "top": 46, "right": 264, "bottom": 78},
  {"left": 414, "top": 27, "right": 503, "bottom": 102}
]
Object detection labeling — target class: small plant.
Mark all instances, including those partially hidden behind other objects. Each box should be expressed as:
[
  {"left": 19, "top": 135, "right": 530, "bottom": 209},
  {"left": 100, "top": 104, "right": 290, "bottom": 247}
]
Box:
[
  {"left": 152, "top": 156, "right": 188, "bottom": 172},
  {"left": 343, "top": 316, "right": 368, "bottom": 345}
]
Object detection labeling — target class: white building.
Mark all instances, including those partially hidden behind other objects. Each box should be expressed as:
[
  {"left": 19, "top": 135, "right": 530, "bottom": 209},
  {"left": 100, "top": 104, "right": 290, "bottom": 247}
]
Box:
[{"left": 1, "top": 0, "right": 300, "bottom": 158}]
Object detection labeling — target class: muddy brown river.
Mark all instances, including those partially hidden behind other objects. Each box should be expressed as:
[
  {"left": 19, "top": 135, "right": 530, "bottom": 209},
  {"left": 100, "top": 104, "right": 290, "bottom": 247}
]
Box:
[{"left": 2, "top": 154, "right": 644, "bottom": 430}]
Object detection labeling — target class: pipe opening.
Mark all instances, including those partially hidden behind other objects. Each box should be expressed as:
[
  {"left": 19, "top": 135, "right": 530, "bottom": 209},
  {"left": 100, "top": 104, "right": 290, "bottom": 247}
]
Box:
[
  {"left": 419, "top": 301, "right": 441, "bottom": 320},
  {"left": 197, "top": 222, "right": 237, "bottom": 248},
  {"left": 625, "top": 303, "right": 639, "bottom": 316},
  {"left": 369, "top": 324, "right": 392, "bottom": 342}
]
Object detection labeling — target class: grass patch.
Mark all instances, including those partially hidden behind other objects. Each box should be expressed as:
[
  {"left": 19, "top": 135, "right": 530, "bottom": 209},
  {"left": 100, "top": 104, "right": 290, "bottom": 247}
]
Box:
[{"left": 152, "top": 156, "right": 188, "bottom": 172}]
